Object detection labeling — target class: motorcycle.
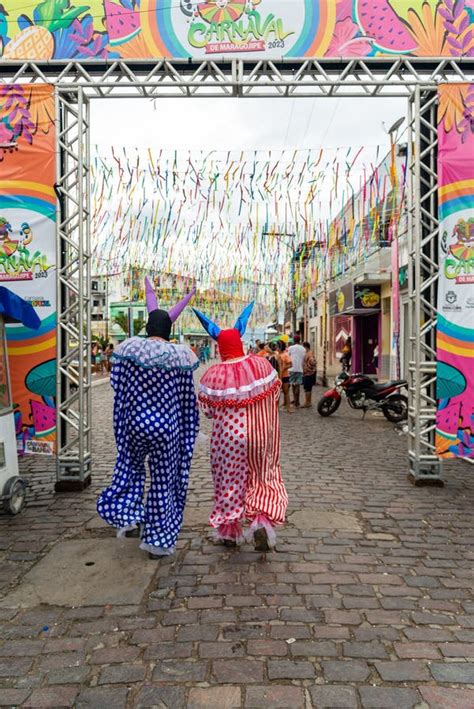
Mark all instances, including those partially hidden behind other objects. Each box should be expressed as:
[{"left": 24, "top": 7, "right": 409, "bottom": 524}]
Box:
[{"left": 317, "top": 371, "right": 408, "bottom": 423}]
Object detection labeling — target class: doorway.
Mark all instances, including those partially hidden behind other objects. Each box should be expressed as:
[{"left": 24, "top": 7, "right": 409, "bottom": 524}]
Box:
[{"left": 355, "top": 314, "right": 379, "bottom": 375}]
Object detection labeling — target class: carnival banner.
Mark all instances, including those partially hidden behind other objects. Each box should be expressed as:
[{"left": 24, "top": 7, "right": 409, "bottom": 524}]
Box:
[
  {"left": 0, "top": 84, "right": 57, "bottom": 455},
  {"left": 436, "top": 83, "right": 474, "bottom": 460},
  {"left": 0, "top": 0, "right": 473, "bottom": 62}
]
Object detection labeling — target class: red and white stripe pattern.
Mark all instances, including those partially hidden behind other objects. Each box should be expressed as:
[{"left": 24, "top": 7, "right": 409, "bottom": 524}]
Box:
[
  {"left": 208, "top": 405, "right": 248, "bottom": 529},
  {"left": 245, "top": 387, "right": 288, "bottom": 526}
]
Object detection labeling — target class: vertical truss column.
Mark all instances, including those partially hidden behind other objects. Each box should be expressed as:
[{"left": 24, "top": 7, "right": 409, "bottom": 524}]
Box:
[
  {"left": 55, "top": 87, "right": 92, "bottom": 490},
  {"left": 407, "top": 86, "right": 442, "bottom": 484}
]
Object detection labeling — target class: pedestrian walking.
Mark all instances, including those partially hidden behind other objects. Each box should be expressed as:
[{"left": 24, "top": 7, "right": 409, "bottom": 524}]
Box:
[
  {"left": 91, "top": 343, "right": 98, "bottom": 372},
  {"left": 96, "top": 278, "right": 199, "bottom": 559},
  {"left": 256, "top": 342, "right": 267, "bottom": 357},
  {"left": 340, "top": 336, "right": 352, "bottom": 372},
  {"left": 105, "top": 343, "right": 114, "bottom": 373},
  {"left": 372, "top": 341, "right": 379, "bottom": 372},
  {"left": 95, "top": 346, "right": 103, "bottom": 374},
  {"left": 99, "top": 346, "right": 107, "bottom": 374},
  {"left": 267, "top": 342, "right": 280, "bottom": 374},
  {"left": 277, "top": 339, "right": 293, "bottom": 413},
  {"left": 302, "top": 341, "right": 317, "bottom": 408},
  {"left": 288, "top": 334, "right": 306, "bottom": 408},
  {"left": 193, "top": 303, "right": 288, "bottom": 552}
]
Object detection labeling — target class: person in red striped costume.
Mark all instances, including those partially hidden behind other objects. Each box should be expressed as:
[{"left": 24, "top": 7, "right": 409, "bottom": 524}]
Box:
[{"left": 193, "top": 303, "right": 288, "bottom": 552}]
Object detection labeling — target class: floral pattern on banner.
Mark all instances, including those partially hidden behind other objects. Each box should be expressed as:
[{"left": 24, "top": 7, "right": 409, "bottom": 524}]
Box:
[
  {"left": 1, "top": 85, "right": 57, "bottom": 456},
  {"left": 0, "top": 86, "right": 34, "bottom": 161},
  {"left": 0, "top": 84, "right": 56, "bottom": 161},
  {"left": 0, "top": 0, "right": 473, "bottom": 60},
  {"left": 330, "top": 0, "right": 474, "bottom": 58}
]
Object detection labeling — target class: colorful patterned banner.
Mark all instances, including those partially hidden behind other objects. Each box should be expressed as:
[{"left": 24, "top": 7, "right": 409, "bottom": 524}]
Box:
[
  {"left": 0, "top": 0, "right": 473, "bottom": 61},
  {"left": 436, "top": 83, "right": 474, "bottom": 460},
  {"left": 0, "top": 85, "right": 57, "bottom": 456}
]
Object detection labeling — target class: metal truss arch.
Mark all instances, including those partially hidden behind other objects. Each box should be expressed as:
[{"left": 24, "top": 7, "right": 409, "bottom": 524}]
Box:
[
  {"left": 0, "top": 57, "right": 473, "bottom": 98},
  {"left": 1, "top": 55, "right": 471, "bottom": 484},
  {"left": 55, "top": 87, "right": 92, "bottom": 488}
]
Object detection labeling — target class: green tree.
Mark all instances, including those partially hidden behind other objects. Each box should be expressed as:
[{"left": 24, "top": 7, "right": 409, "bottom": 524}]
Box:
[
  {"left": 133, "top": 317, "right": 146, "bottom": 336},
  {"left": 112, "top": 313, "right": 145, "bottom": 337}
]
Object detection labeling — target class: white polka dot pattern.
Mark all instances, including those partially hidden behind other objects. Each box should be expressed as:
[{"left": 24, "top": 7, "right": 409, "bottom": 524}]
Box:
[{"left": 97, "top": 359, "right": 199, "bottom": 552}]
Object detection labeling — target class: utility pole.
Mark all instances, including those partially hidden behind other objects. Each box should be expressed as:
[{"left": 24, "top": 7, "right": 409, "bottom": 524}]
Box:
[
  {"left": 262, "top": 230, "right": 297, "bottom": 333},
  {"left": 128, "top": 306, "right": 133, "bottom": 338},
  {"left": 322, "top": 281, "right": 328, "bottom": 387}
]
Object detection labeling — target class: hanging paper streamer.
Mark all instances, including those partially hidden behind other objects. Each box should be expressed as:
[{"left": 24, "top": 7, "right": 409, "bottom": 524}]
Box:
[{"left": 91, "top": 144, "right": 385, "bottom": 324}]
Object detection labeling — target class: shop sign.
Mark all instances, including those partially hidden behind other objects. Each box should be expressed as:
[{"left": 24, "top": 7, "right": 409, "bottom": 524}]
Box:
[
  {"left": 329, "top": 283, "right": 353, "bottom": 316},
  {"left": 354, "top": 285, "right": 381, "bottom": 311}
]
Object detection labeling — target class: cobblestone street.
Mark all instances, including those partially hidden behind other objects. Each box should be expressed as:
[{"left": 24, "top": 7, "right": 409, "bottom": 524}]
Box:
[{"left": 1, "top": 376, "right": 474, "bottom": 708}]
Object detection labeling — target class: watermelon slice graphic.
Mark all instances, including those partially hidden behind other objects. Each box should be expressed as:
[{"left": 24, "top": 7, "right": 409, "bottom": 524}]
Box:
[
  {"left": 104, "top": 0, "right": 141, "bottom": 46},
  {"left": 355, "top": 0, "right": 417, "bottom": 54},
  {"left": 437, "top": 399, "right": 461, "bottom": 437},
  {"left": 31, "top": 400, "right": 56, "bottom": 437}
]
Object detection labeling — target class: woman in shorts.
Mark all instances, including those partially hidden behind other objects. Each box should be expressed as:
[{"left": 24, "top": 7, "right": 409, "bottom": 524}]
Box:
[
  {"left": 277, "top": 340, "right": 293, "bottom": 413},
  {"left": 302, "top": 341, "right": 317, "bottom": 408}
]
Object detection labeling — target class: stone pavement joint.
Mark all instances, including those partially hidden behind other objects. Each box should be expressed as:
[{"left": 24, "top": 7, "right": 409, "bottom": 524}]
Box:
[{"left": 0, "top": 380, "right": 474, "bottom": 707}]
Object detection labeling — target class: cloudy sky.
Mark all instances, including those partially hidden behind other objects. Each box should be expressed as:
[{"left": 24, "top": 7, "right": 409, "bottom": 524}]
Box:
[
  {"left": 90, "top": 97, "right": 407, "bottom": 305},
  {"left": 92, "top": 96, "right": 406, "bottom": 154},
  {"left": 91, "top": 95, "right": 407, "bottom": 232}
]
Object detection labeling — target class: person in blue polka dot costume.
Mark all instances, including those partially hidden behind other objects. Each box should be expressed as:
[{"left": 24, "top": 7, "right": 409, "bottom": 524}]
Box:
[{"left": 97, "top": 279, "right": 199, "bottom": 558}]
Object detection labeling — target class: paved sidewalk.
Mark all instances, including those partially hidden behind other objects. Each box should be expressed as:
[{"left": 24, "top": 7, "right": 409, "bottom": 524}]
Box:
[{"left": 1, "top": 380, "right": 474, "bottom": 708}]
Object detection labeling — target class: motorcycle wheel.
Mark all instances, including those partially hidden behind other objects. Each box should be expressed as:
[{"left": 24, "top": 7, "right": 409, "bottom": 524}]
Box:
[
  {"left": 382, "top": 394, "right": 408, "bottom": 423},
  {"left": 317, "top": 396, "right": 341, "bottom": 417}
]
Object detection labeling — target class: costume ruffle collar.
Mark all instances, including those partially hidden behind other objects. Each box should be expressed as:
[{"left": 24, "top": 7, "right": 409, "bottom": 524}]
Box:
[
  {"left": 198, "top": 354, "right": 279, "bottom": 407},
  {"left": 112, "top": 337, "right": 199, "bottom": 371}
]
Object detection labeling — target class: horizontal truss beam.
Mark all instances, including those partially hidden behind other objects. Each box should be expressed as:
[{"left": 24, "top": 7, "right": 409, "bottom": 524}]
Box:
[{"left": 0, "top": 58, "right": 473, "bottom": 98}]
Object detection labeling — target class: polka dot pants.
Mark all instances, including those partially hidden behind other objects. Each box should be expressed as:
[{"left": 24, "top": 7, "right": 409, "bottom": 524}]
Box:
[{"left": 97, "top": 361, "right": 198, "bottom": 552}]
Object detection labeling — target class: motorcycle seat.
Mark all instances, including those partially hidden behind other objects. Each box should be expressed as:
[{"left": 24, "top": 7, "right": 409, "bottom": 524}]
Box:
[{"left": 371, "top": 380, "right": 406, "bottom": 391}]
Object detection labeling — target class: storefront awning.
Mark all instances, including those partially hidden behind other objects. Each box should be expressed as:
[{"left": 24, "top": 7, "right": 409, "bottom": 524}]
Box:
[{"left": 345, "top": 308, "right": 380, "bottom": 316}]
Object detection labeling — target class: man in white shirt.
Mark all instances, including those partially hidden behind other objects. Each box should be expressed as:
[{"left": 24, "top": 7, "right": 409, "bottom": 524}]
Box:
[{"left": 288, "top": 334, "right": 306, "bottom": 408}]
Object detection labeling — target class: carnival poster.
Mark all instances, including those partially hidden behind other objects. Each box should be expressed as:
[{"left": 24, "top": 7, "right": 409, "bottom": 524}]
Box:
[
  {"left": 0, "top": 84, "right": 57, "bottom": 455},
  {"left": 436, "top": 84, "right": 474, "bottom": 460},
  {"left": 0, "top": 0, "right": 472, "bottom": 62}
]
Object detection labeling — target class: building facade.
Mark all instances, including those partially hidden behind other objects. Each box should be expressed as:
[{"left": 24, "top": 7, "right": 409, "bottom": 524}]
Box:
[{"left": 291, "top": 144, "right": 409, "bottom": 383}]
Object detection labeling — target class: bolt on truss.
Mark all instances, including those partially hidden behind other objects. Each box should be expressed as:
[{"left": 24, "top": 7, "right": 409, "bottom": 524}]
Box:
[
  {"left": 55, "top": 87, "right": 92, "bottom": 489},
  {"left": 407, "top": 85, "right": 442, "bottom": 483}
]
